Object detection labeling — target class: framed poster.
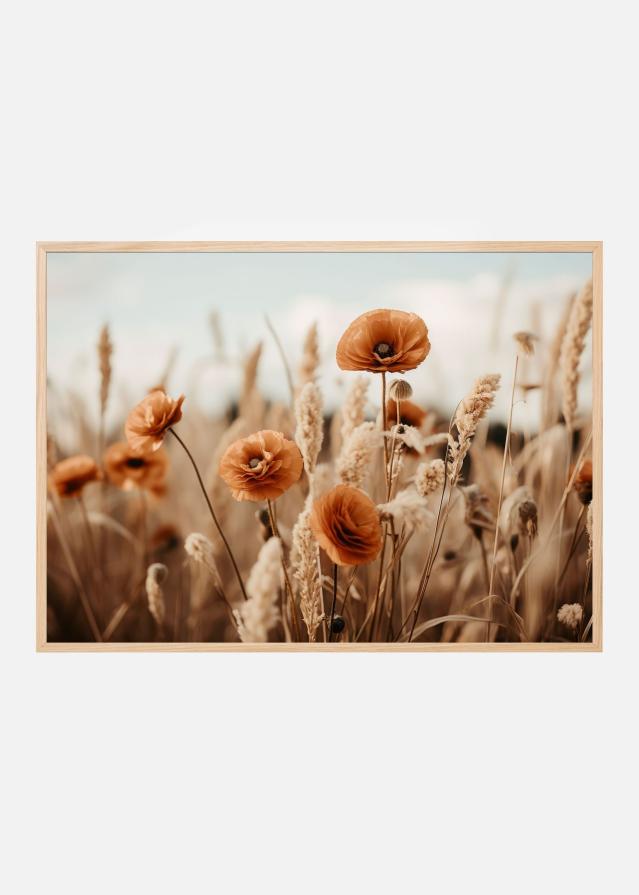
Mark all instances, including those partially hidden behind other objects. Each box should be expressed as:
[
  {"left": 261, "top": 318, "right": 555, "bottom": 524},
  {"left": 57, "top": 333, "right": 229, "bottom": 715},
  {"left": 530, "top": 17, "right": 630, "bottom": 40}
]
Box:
[{"left": 36, "top": 242, "right": 602, "bottom": 651}]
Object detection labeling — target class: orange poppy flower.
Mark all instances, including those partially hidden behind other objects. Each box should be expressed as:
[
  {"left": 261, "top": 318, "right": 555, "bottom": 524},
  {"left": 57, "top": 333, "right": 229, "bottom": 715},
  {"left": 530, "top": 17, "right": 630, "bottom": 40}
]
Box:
[
  {"left": 386, "top": 398, "right": 428, "bottom": 429},
  {"left": 125, "top": 389, "right": 185, "bottom": 453},
  {"left": 310, "top": 484, "right": 383, "bottom": 566},
  {"left": 572, "top": 459, "right": 592, "bottom": 505},
  {"left": 336, "top": 309, "right": 430, "bottom": 374},
  {"left": 49, "top": 455, "right": 102, "bottom": 498},
  {"left": 104, "top": 441, "right": 169, "bottom": 496},
  {"left": 218, "top": 429, "right": 303, "bottom": 502}
]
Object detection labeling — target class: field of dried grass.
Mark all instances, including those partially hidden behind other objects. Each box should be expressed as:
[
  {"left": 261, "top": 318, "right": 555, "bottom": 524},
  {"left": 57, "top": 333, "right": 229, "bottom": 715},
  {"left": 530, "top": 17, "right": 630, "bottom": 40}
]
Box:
[{"left": 46, "top": 279, "right": 594, "bottom": 645}]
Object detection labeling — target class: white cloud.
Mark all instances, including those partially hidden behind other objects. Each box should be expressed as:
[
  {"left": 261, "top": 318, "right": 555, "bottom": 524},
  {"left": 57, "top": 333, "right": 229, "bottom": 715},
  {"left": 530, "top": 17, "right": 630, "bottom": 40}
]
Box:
[{"left": 47, "top": 258, "right": 592, "bottom": 434}]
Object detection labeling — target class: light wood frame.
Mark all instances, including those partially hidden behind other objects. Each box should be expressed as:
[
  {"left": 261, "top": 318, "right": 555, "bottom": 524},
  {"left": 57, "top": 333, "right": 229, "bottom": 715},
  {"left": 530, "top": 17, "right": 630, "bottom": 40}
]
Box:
[{"left": 36, "top": 241, "right": 603, "bottom": 652}]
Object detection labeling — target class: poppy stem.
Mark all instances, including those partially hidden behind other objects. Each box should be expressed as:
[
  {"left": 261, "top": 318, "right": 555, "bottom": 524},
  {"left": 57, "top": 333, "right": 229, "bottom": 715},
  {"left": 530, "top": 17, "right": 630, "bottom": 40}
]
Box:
[
  {"left": 138, "top": 488, "right": 148, "bottom": 573},
  {"left": 168, "top": 428, "right": 248, "bottom": 602},
  {"left": 266, "top": 499, "right": 301, "bottom": 641},
  {"left": 340, "top": 566, "right": 358, "bottom": 619},
  {"left": 369, "top": 529, "right": 389, "bottom": 641},
  {"left": 381, "top": 371, "right": 389, "bottom": 475},
  {"left": 328, "top": 563, "right": 338, "bottom": 643}
]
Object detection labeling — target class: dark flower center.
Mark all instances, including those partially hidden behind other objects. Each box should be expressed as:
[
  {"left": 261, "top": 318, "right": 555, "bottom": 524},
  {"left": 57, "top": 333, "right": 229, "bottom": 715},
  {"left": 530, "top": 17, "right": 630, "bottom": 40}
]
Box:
[
  {"left": 125, "top": 457, "right": 146, "bottom": 469},
  {"left": 248, "top": 457, "right": 261, "bottom": 469},
  {"left": 374, "top": 341, "right": 394, "bottom": 358}
]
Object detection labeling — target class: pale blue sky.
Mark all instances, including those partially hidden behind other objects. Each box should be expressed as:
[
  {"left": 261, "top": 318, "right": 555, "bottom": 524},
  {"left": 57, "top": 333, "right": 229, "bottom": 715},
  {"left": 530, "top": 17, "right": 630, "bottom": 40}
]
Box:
[{"left": 47, "top": 251, "right": 593, "bottom": 434}]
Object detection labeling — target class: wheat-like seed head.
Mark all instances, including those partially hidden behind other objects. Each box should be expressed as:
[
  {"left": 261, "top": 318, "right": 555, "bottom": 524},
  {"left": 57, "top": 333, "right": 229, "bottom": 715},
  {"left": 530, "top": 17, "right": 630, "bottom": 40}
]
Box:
[
  {"left": 378, "top": 488, "right": 432, "bottom": 533},
  {"left": 97, "top": 324, "right": 113, "bottom": 417},
  {"left": 336, "top": 421, "right": 381, "bottom": 489},
  {"left": 298, "top": 321, "right": 320, "bottom": 387},
  {"left": 448, "top": 373, "right": 501, "bottom": 483},
  {"left": 414, "top": 458, "right": 445, "bottom": 497},
  {"left": 340, "top": 376, "right": 369, "bottom": 445},
  {"left": 239, "top": 342, "right": 263, "bottom": 419},
  {"left": 291, "top": 500, "right": 323, "bottom": 641},
  {"left": 311, "top": 462, "right": 335, "bottom": 499},
  {"left": 389, "top": 423, "right": 425, "bottom": 454},
  {"left": 422, "top": 433, "right": 449, "bottom": 449},
  {"left": 499, "top": 486, "right": 538, "bottom": 541},
  {"left": 541, "top": 292, "right": 575, "bottom": 430},
  {"left": 460, "top": 484, "right": 493, "bottom": 533},
  {"left": 184, "top": 532, "right": 222, "bottom": 588},
  {"left": 145, "top": 562, "right": 168, "bottom": 627},
  {"left": 560, "top": 279, "right": 593, "bottom": 430},
  {"left": 513, "top": 331, "right": 538, "bottom": 356},
  {"left": 234, "top": 537, "right": 282, "bottom": 642},
  {"left": 295, "top": 381, "right": 324, "bottom": 477},
  {"left": 557, "top": 603, "right": 583, "bottom": 631}
]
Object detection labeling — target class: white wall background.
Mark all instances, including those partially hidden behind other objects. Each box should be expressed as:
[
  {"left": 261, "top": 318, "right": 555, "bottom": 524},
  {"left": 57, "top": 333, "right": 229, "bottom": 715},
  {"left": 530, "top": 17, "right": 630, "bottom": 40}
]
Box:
[{"left": 1, "top": 2, "right": 636, "bottom": 893}]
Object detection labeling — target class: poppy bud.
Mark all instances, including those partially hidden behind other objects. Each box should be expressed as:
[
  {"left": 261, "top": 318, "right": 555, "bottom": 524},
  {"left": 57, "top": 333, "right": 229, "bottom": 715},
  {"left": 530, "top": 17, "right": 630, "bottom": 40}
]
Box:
[{"left": 388, "top": 379, "right": 413, "bottom": 402}]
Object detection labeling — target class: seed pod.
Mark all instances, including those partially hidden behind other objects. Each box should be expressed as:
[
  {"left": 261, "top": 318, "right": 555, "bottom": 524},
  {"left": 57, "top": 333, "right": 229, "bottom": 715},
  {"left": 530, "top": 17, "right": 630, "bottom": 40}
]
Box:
[{"left": 388, "top": 379, "right": 413, "bottom": 402}]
